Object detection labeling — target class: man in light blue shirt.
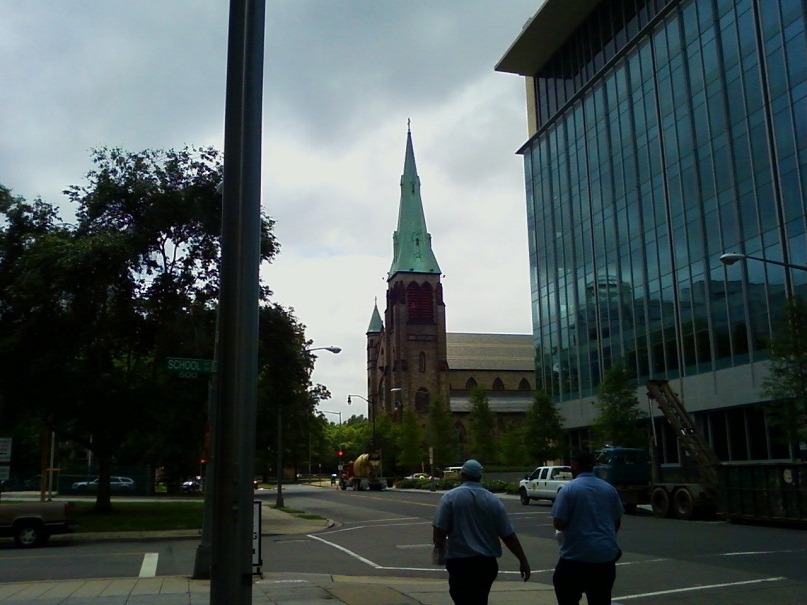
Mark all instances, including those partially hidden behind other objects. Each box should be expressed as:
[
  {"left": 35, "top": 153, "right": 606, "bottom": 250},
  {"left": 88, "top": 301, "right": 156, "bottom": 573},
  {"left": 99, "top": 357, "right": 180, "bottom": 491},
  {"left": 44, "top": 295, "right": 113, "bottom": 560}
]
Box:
[
  {"left": 433, "top": 459, "right": 530, "bottom": 605},
  {"left": 551, "top": 450, "right": 623, "bottom": 605}
]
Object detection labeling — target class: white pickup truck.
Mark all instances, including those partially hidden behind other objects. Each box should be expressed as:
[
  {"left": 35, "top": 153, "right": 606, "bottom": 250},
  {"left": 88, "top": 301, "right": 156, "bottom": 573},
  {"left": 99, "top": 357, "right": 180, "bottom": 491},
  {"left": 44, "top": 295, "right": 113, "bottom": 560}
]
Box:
[{"left": 518, "top": 465, "right": 573, "bottom": 505}]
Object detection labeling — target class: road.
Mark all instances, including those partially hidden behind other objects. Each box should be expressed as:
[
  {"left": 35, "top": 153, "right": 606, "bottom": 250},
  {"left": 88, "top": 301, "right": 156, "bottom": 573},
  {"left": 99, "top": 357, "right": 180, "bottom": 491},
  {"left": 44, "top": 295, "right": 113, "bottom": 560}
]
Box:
[{"left": 1, "top": 484, "right": 805, "bottom": 605}]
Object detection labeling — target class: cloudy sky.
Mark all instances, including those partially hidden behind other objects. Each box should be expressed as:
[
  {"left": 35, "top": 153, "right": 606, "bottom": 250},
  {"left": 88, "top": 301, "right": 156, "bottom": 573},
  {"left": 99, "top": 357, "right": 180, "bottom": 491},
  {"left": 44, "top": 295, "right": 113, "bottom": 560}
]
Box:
[{"left": 0, "top": 0, "right": 542, "bottom": 421}]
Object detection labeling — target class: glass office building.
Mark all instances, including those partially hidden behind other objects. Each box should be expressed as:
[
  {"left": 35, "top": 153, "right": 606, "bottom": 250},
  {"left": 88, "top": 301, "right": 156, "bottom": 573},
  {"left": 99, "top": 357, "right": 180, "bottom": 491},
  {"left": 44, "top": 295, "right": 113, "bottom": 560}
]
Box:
[{"left": 498, "top": 0, "right": 806, "bottom": 461}]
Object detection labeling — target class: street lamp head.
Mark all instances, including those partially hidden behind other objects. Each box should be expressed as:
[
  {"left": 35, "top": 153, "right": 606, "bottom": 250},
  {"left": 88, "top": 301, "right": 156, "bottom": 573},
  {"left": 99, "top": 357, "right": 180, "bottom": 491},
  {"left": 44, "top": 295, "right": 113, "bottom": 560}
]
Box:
[
  {"left": 720, "top": 253, "right": 745, "bottom": 266},
  {"left": 390, "top": 387, "right": 402, "bottom": 393},
  {"left": 306, "top": 346, "right": 341, "bottom": 355}
]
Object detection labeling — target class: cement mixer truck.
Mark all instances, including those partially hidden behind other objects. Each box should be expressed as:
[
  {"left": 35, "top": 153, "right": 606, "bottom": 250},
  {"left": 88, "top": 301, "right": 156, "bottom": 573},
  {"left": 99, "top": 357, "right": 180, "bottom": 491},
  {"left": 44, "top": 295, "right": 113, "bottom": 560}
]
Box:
[{"left": 340, "top": 452, "right": 384, "bottom": 491}]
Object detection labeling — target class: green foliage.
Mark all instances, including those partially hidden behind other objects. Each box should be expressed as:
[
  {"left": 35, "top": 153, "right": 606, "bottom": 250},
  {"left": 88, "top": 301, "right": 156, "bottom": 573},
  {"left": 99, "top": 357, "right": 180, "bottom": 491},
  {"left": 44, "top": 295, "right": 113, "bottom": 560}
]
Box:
[
  {"left": 0, "top": 146, "right": 292, "bottom": 511},
  {"left": 74, "top": 501, "right": 204, "bottom": 532},
  {"left": 498, "top": 422, "right": 527, "bottom": 466},
  {"left": 427, "top": 396, "right": 456, "bottom": 469},
  {"left": 591, "top": 361, "right": 645, "bottom": 449},
  {"left": 467, "top": 387, "right": 496, "bottom": 462},
  {"left": 523, "top": 388, "right": 565, "bottom": 464},
  {"left": 398, "top": 407, "right": 424, "bottom": 473},
  {"left": 761, "top": 296, "right": 807, "bottom": 450}
]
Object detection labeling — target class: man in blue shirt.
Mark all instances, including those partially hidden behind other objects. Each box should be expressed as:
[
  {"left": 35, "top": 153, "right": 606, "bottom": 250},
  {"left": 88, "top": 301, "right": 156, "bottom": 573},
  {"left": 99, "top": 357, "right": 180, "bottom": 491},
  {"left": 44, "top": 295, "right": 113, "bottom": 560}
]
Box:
[
  {"left": 551, "top": 450, "right": 624, "bottom": 605},
  {"left": 433, "top": 459, "right": 530, "bottom": 605}
]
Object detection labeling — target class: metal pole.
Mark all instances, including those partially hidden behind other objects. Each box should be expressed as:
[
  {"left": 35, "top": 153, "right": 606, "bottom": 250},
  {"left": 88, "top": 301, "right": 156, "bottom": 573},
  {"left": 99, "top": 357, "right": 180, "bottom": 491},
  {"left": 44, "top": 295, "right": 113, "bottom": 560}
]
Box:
[
  {"left": 276, "top": 408, "right": 284, "bottom": 508},
  {"left": 209, "top": 0, "right": 265, "bottom": 602}
]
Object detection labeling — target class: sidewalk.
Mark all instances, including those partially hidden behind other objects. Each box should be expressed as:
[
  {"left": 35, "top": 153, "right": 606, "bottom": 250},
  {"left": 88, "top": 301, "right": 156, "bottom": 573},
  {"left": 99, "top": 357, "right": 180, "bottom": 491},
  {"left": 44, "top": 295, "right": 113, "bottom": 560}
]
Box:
[{"left": 0, "top": 495, "right": 561, "bottom": 604}]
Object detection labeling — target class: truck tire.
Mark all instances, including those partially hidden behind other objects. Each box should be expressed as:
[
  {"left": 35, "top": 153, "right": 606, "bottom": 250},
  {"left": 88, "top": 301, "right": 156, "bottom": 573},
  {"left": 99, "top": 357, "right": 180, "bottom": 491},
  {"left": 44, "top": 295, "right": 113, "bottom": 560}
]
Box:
[
  {"left": 519, "top": 489, "right": 531, "bottom": 506},
  {"left": 14, "top": 521, "right": 49, "bottom": 548},
  {"left": 651, "top": 487, "right": 671, "bottom": 518},
  {"left": 673, "top": 488, "right": 695, "bottom": 520}
]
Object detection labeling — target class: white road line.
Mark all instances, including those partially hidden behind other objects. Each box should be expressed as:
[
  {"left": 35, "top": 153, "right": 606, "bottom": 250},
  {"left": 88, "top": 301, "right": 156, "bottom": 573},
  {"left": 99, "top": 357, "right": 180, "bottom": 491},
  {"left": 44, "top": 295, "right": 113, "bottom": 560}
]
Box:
[
  {"left": 309, "top": 534, "right": 382, "bottom": 568},
  {"left": 718, "top": 549, "right": 803, "bottom": 556},
  {"left": 348, "top": 517, "right": 420, "bottom": 524},
  {"left": 323, "top": 521, "right": 431, "bottom": 535},
  {"left": 138, "top": 553, "right": 159, "bottom": 577},
  {"left": 614, "top": 576, "right": 786, "bottom": 600}
]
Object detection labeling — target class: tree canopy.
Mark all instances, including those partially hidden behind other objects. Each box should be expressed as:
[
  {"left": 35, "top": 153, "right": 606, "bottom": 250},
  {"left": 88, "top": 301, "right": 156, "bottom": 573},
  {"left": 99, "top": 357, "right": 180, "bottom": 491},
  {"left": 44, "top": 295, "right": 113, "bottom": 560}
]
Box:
[
  {"left": 0, "top": 147, "right": 287, "bottom": 510},
  {"left": 591, "top": 360, "right": 645, "bottom": 449},
  {"left": 761, "top": 296, "right": 807, "bottom": 454}
]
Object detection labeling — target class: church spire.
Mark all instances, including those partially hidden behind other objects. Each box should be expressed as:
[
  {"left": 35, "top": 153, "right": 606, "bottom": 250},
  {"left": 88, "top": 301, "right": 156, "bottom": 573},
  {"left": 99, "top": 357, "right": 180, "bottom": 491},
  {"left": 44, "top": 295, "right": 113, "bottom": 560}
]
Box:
[
  {"left": 367, "top": 298, "right": 383, "bottom": 333},
  {"left": 388, "top": 126, "right": 441, "bottom": 278}
]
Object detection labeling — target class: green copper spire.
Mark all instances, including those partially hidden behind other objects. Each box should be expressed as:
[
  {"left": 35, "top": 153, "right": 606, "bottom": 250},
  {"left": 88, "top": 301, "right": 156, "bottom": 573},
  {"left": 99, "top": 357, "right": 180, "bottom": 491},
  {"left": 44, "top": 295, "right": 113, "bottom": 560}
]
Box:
[
  {"left": 388, "top": 126, "right": 441, "bottom": 277},
  {"left": 367, "top": 299, "right": 383, "bottom": 333}
]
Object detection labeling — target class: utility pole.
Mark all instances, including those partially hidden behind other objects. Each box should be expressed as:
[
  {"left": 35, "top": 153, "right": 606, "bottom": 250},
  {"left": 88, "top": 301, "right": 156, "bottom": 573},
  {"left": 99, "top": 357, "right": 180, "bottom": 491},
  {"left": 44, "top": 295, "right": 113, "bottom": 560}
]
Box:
[{"left": 208, "top": 1, "right": 265, "bottom": 603}]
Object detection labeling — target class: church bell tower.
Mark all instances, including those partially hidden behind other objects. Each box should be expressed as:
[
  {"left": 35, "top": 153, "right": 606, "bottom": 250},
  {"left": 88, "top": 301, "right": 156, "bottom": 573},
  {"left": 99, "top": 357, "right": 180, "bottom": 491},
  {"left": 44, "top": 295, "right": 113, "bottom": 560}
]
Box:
[{"left": 368, "top": 126, "right": 450, "bottom": 423}]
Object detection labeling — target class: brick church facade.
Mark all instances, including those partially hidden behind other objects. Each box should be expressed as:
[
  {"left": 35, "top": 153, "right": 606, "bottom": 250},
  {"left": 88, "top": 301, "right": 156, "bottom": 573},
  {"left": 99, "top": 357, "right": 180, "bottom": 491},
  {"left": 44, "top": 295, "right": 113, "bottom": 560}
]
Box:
[{"left": 364, "top": 129, "right": 535, "bottom": 458}]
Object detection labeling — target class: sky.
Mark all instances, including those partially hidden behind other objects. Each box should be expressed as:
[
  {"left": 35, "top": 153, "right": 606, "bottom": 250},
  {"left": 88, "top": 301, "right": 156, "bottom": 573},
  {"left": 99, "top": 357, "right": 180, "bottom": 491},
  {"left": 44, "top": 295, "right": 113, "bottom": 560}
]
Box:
[{"left": 0, "top": 0, "right": 543, "bottom": 421}]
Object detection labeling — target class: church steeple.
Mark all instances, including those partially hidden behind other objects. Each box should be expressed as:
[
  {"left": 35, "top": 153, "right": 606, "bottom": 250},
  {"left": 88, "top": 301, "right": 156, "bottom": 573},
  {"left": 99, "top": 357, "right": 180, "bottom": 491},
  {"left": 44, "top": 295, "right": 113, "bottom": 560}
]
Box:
[
  {"left": 367, "top": 299, "right": 383, "bottom": 333},
  {"left": 388, "top": 126, "right": 441, "bottom": 278}
]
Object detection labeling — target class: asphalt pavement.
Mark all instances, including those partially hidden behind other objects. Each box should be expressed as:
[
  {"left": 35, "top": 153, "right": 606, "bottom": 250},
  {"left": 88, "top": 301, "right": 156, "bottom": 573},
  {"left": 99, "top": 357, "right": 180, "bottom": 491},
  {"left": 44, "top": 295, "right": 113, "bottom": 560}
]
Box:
[{"left": 0, "top": 487, "right": 564, "bottom": 605}]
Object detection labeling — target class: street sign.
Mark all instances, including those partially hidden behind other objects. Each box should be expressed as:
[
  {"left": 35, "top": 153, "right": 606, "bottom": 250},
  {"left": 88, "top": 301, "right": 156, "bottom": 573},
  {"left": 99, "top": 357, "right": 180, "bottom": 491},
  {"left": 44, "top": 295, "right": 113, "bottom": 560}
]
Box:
[
  {"left": 166, "top": 357, "right": 213, "bottom": 379},
  {"left": 0, "top": 438, "right": 11, "bottom": 463}
]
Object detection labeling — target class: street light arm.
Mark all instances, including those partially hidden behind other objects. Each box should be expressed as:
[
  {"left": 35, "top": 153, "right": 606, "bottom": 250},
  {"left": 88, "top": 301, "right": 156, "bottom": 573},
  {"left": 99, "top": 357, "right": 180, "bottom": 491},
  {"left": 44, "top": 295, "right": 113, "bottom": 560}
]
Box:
[
  {"left": 720, "top": 252, "right": 807, "bottom": 272},
  {"left": 306, "top": 346, "right": 342, "bottom": 354}
]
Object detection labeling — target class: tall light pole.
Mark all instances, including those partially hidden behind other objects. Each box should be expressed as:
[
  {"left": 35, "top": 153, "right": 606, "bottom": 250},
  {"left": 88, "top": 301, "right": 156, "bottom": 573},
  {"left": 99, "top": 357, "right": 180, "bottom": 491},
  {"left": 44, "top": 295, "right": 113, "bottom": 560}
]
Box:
[
  {"left": 720, "top": 253, "right": 807, "bottom": 272},
  {"left": 319, "top": 410, "right": 342, "bottom": 424},
  {"left": 347, "top": 393, "right": 375, "bottom": 449},
  {"left": 390, "top": 387, "right": 403, "bottom": 422},
  {"left": 208, "top": 1, "right": 264, "bottom": 602},
  {"left": 720, "top": 253, "right": 807, "bottom": 298},
  {"left": 275, "top": 346, "right": 340, "bottom": 508}
]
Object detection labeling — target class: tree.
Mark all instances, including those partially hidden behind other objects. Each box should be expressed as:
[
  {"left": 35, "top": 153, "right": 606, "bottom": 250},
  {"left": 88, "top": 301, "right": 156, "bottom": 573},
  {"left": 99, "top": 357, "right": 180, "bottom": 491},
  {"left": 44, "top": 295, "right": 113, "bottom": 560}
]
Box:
[
  {"left": 761, "top": 296, "right": 807, "bottom": 455},
  {"left": 398, "top": 407, "right": 424, "bottom": 473},
  {"left": 591, "top": 361, "right": 645, "bottom": 449},
  {"left": 427, "top": 397, "right": 456, "bottom": 470},
  {"left": 0, "top": 146, "right": 281, "bottom": 511},
  {"left": 467, "top": 387, "right": 496, "bottom": 463},
  {"left": 498, "top": 422, "right": 528, "bottom": 467},
  {"left": 523, "top": 388, "right": 565, "bottom": 464}
]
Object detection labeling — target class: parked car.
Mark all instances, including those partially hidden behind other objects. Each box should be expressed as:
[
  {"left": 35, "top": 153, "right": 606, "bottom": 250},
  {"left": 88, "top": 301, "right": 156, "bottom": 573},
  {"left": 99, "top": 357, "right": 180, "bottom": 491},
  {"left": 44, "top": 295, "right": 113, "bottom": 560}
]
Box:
[
  {"left": 181, "top": 478, "right": 202, "bottom": 492},
  {"left": 518, "top": 465, "right": 572, "bottom": 505},
  {"left": 71, "top": 476, "right": 136, "bottom": 492},
  {"left": 404, "top": 473, "right": 431, "bottom": 481}
]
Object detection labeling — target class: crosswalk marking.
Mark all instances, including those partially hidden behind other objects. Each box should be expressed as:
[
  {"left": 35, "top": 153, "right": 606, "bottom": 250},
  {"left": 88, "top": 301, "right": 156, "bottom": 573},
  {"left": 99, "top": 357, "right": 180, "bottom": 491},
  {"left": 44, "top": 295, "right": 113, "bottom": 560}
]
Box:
[{"left": 139, "top": 553, "right": 159, "bottom": 577}]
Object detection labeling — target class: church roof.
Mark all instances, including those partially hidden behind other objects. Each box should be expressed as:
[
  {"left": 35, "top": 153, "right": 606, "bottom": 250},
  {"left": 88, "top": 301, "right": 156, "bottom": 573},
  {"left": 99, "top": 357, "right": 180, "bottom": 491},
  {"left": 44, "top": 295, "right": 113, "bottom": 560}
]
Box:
[
  {"left": 450, "top": 394, "right": 533, "bottom": 414},
  {"left": 447, "top": 333, "right": 535, "bottom": 371},
  {"left": 388, "top": 128, "right": 441, "bottom": 277},
  {"left": 367, "top": 302, "right": 383, "bottom": 333}
]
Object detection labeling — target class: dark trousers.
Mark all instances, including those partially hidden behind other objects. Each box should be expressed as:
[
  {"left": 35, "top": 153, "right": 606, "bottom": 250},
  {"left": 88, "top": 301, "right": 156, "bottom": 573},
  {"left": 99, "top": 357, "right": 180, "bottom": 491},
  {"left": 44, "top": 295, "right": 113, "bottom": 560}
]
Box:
[
  {"left": 553, "top": 557, "right": 616, "bottom": 605},
  {"left": 445, "top": 556, "right": 498, "bottom": 605}
]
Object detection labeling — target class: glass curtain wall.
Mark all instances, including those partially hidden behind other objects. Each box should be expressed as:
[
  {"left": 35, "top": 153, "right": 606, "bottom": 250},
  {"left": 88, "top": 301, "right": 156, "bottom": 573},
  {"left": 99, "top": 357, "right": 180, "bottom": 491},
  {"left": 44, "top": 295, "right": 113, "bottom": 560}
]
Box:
[{"left": 525, "top": 0, "right": 807, "bottom": 400}]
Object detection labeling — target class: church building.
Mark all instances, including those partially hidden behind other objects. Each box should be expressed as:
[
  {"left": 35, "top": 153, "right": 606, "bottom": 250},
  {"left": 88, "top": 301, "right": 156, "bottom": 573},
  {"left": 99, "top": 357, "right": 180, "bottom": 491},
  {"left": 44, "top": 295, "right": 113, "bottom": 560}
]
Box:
[{"left": 365, "top": 128, "right": 535, "bottom": 457}]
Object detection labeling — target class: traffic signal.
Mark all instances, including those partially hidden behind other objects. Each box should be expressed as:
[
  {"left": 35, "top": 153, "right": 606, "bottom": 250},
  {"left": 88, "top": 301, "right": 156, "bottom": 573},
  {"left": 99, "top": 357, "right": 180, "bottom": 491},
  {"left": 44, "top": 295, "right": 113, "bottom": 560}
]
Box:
[{"left": 338, "top": 450, "right": 343, "bottom": 457}]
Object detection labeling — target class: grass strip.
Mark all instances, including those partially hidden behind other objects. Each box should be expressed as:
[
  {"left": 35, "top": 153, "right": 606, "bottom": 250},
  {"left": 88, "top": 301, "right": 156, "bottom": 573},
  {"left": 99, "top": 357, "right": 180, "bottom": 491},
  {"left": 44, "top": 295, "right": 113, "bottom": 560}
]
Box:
[{"left": 74, "top": 501, "right": 204, "bottom": 532}]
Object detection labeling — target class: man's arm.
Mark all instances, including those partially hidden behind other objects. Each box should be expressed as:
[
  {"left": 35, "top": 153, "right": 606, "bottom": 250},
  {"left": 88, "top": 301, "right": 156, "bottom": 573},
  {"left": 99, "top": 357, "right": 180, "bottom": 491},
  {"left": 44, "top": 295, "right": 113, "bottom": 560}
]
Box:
[
  {"left": 552, "top": 517, "right": 568, "bottom": 531},
  {"left": 502, "top": 533, "right": 531, "bottom": 582},
  {"left": 432, "top": 526, "right": 448, "bottom": 550}
]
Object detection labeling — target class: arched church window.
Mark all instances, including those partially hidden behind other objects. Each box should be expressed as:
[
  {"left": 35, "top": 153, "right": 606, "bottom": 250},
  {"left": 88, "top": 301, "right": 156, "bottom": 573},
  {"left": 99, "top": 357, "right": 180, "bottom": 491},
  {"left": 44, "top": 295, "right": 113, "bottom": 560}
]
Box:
[
  {"left": 519, "top": 378, "right": 531, "bottom": 391},
  {"left": 465, "top": 377, "right": 477, "bottom": 390},
  {"left": 455, "top": 422, "right": 467, "bottom": 455},
  {"left": 419, "top": 352, "right": 426, "bottom": 372},
  {"left": 492, "top": 378, "right": 505, "bottom": 391},
  {"left": 415, "top": 388, "right": 430, "bottom": 413},
  {"left": 406, "top": 281, "right": 434, "bottom": 323}
]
